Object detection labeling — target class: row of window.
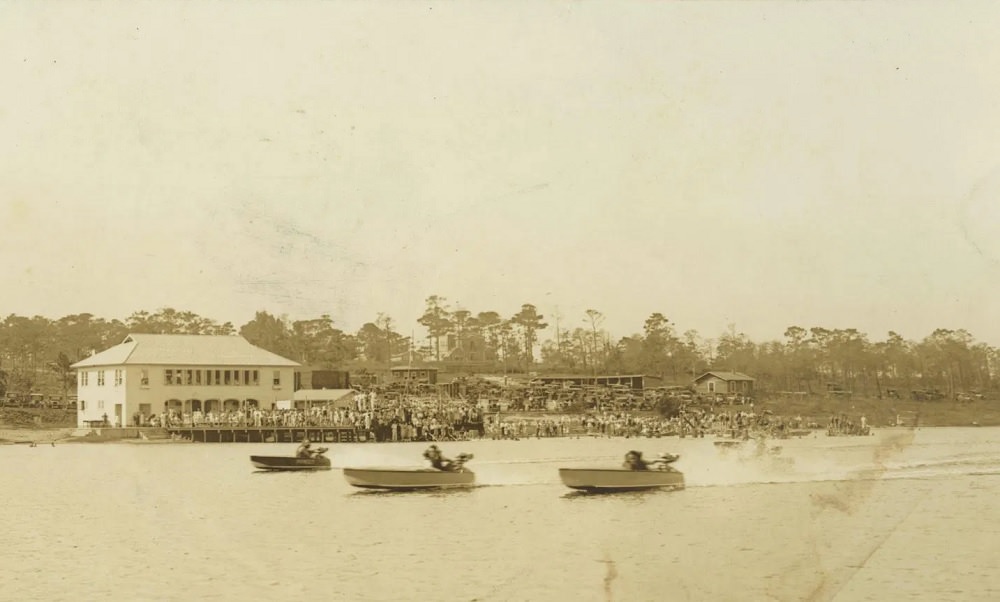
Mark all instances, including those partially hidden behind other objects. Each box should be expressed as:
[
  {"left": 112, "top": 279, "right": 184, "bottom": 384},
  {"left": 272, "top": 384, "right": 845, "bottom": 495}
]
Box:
[
  {"left": 78, "top": 399, "right": 260, "bottom": 412},
  {"left": 80, "top": 370, "right": 122, "bottom": 386},
  {"left": 79, "top": 369, "right": 283, "bottom": 387},
  {"left": 164, "top": 369, "right": 278, "bottom": 387}
]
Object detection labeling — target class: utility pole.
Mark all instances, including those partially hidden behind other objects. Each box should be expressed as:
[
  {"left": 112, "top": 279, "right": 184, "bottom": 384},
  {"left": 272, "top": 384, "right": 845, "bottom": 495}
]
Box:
[{"left": 553, "top": 306, "right": 563, "bottom": 369}]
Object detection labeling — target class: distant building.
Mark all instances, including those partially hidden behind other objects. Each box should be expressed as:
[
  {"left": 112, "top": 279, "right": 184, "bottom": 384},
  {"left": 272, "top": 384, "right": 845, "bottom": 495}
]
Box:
[
  {"left": 390, "top": 367, "right": 438, "bottom": 385},
  {"left": 530, "top": 375, "right": 663, "bottom": 391},
  {"left": 692, "top": 371, "right": 755, "bottom": 396},
  {"left": 71, "top": 334, "right": 299, "bottom": 428},
  {"left": 295, "top": 369, "right": 351, "bottom": 391},
  {"left": 350, "top": 372, "right": 380, "bottom": 388}
]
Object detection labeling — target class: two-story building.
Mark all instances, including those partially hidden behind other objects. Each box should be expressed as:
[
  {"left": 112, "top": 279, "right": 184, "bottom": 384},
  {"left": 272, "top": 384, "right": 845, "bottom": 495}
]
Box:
[{"left": 71, "top": 333, "right": 300, "bottom": 428}]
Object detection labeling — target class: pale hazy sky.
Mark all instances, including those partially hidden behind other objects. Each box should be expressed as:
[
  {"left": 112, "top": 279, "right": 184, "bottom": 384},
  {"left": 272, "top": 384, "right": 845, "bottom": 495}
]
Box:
[{"left": 2, "top": 2, "right": 1000, "bottom": 345}]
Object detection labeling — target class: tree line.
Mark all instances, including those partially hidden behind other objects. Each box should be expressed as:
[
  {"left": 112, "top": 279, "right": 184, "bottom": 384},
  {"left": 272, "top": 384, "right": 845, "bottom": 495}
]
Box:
[{"left": 0, "top": 301, "right": 996, "bottom": 399}]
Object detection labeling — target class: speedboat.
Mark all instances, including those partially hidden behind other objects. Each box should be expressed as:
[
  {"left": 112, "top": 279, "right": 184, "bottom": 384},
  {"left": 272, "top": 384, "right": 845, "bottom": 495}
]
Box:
[
  {"left": 558, "top": 468, "right": 684, "bottom": 492},
  {"left": 344, "top": 452, "right": 475, "bottom": 490},
  {"left": 559, "top": 453, "right": 684, "bottom": 492},
  {"left": 343, "top": 467, "right": 475, "bottom": 490},
  {"left": 251, "top": 447, "right": 332, "bottom": 471},
  {"left": 713, "top": 440, "right": 745, "bottom": 447}
]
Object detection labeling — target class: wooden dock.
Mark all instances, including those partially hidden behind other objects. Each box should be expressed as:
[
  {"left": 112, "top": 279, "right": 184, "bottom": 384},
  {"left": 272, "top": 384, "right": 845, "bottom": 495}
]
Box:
[{"left": 165, "top": 427, "right": 361, "bottom": 443}]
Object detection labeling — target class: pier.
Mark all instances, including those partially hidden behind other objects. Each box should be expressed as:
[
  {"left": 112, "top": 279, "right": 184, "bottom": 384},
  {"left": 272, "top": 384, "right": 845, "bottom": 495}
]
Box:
[{"left": 165, "top": 427, "right": 361, "bottom": 443}]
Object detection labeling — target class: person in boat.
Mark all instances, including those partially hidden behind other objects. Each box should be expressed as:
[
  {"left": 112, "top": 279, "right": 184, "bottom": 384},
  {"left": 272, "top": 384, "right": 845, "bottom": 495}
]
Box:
[
  {"left": 624, "top": 451, "right": 678, "bottom": 471},
  {"left": 423, "top": 444, "right": 454, "bottom": 471},
  {"left": 296, "top": 439, "right": 315, "bottom": 459},
  {"left": 622, "top": 450, "right": 650, "bottom": 470}
]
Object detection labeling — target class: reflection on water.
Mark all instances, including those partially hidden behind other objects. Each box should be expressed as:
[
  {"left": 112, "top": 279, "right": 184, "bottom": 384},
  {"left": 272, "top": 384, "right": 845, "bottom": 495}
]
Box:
[
  {"left": 349, "top": 487, "right": 479, "bottom": 498},
  {"left": 3, "top": 428, "right": 1000, "bottom": 601}
]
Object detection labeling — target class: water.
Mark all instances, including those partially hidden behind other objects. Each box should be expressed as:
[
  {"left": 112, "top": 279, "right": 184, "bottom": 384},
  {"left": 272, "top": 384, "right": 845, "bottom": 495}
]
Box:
[{"left": 3, "top": 428, "right": 1000, "bottom": 601}]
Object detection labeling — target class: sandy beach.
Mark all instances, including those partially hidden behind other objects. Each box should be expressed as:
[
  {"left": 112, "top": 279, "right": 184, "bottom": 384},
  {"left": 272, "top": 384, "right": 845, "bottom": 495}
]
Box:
[{"left": 0, "top": 428, "right": 78, "bottom": 444}]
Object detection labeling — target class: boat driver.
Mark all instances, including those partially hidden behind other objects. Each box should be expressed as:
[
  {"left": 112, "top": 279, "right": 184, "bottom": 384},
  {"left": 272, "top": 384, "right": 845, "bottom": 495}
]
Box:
[
  {"left": 623, "top": 450, "right": 650, "bottom": 471},
  {"left": 296, "top": 439, "right": 314, "bottom": 459},
  {"left": 423, "top": 445, "right": 453, "bottom": 471}
]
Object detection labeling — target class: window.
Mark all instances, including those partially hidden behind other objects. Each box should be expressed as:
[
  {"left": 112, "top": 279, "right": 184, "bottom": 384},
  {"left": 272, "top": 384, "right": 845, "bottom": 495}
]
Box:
[
  {"left": 114, "top": 370, "right": 123, "bottom": 386},
  {"left": 224, "top": 370, "right": 232, "bottom": 385},
  {"left": 185, "top": 370, "right": 193, "bottom": 386},
  {"left": 97, "top": 371, "right": 105, "bottom": 386},
  {"left": 243, "top": 370, "right": 251, "bottom": 386},
  {"left": 195, "top": 370, "right": 202, "bottom": 386},
  {"left": 233, "top": 370, "right": 241, "bottom": 386},
  {"left": 273, "top": 371, "right": 281, "bottom": 386},
  {"left": 80, "top": 372, "right": 89, "bottom": 386},
  {"left": 80, "top": 400, "right": 86, "bottom": 411},
  {"left": 252, "top": 370, "right": 259, "bottom": 386},
  {"left": 165, "top": 369, "right": 173, "bottom": 385},
  {"left": 141, "top": 369, "right": 149, "bottom": 386},
  {"left": 215, "top": 370, "right": 221, "bottom": 385},
  {"left": 98, "top": 400, "right": 105, "bottom": 409}
]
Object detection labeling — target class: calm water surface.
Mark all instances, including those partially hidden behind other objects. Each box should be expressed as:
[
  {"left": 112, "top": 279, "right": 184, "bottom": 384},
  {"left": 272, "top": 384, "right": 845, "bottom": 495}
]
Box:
[{"left": 3, "top": 428, "right": 1000, "bottom": 601}]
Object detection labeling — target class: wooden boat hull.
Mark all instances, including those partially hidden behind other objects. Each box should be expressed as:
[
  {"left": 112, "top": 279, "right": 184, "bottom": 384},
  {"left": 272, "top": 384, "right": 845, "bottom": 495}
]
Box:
[
  {"left": 784, "top": 429, "right": 812, "bottom": 438},
  {"left": 343, "top": 467, "right": 475, "bottom": 490},
  {"left": 558, "top": 468, "right": 685, "bottom": 492},
  {"left": 714, "top": 440, "right": 745, "bottom": 447},
  {"left": 250, "top": 455, "right": 332, "bottom": 471}
]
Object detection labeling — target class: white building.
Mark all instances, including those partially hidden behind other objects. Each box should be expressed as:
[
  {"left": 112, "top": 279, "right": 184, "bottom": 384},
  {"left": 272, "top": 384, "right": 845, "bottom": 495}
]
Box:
[{"left": 71, "top": 334, "right": 300, "bottom": 428}]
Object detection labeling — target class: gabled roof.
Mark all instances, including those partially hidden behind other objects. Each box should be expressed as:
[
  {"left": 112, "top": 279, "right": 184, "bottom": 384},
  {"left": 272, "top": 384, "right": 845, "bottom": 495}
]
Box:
[
  {"left": 71, "top": 334, "right": 300, "bottom": 368},
  {"left": 531, "top": 374, "right": 657, "bottom": 381},
  {"left": 694, "top": 371, "right": 755, "bottom": 382}
]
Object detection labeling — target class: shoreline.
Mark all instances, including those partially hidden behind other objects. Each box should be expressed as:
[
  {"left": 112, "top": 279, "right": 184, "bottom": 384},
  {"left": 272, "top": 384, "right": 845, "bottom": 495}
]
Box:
[
  {"left": 4, "top": 397, "right": 999, "bottom": 444},
  {"left": 0, "top": 428, "right": 79, "bottom": 444},
  {"left": 0, "top": 422, "right": 980, "bottom": 446}
]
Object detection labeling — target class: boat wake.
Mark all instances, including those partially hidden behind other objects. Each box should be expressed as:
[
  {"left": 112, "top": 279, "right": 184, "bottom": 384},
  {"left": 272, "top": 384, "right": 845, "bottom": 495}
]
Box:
[
  {"left": 322, "top": 432, "right": 1000, "bottom": 490},
  {"left": 688, "top": 441, "right": 1000, "bottom": 488}
]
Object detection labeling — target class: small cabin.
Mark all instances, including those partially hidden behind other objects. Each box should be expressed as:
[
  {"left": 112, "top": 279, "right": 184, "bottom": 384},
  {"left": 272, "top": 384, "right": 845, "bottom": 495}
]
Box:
[
  {"left": 389, "top": 367, "right": 438, "bottom": 385},
  {"left": 693, "top": 371, "right": 755, "bottom": 396}
]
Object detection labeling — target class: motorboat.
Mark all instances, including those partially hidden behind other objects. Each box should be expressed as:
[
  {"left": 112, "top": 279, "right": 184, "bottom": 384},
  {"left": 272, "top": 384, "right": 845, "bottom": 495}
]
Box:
[
  {"left": 559, "top": 453, "right": 684, "bottom": 492},
  {"left": 559, "top": 467, "right": 684, "bottom": 492},
  {"left": 713, "top": 440, "right": 745, "bottom": 447},
  {"left": 784, "top": 429, "right": 812, "bottom": 438},
  {"left": 343, "top": 452, "right": 475, "bottom": 490},
  {"left": 251, "top": 447, "right": 332, "bottom": 471},
  {"left": 343, "top": 467, "right": 475, "bottom": 490}
]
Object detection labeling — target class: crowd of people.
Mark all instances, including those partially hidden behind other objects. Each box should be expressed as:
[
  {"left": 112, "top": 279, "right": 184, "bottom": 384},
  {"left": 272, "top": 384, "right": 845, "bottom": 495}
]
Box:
[
  {"left": 827, "top": 413, "right": 870, "bottom": 436},
  {"left": 141, "top": 389, "right": 486, "bottom": 443},
  {"left": 478, "top": 379, "right": 755, "bottom": 415},
  {"left": 133, "top": 381, "right": 872, "bottom": 442}
]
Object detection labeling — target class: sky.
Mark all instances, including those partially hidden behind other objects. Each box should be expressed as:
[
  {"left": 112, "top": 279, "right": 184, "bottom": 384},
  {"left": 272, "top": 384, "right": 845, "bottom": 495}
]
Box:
[{"left": 2, "top": 2, "right": 1000, "bottom": 346}]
